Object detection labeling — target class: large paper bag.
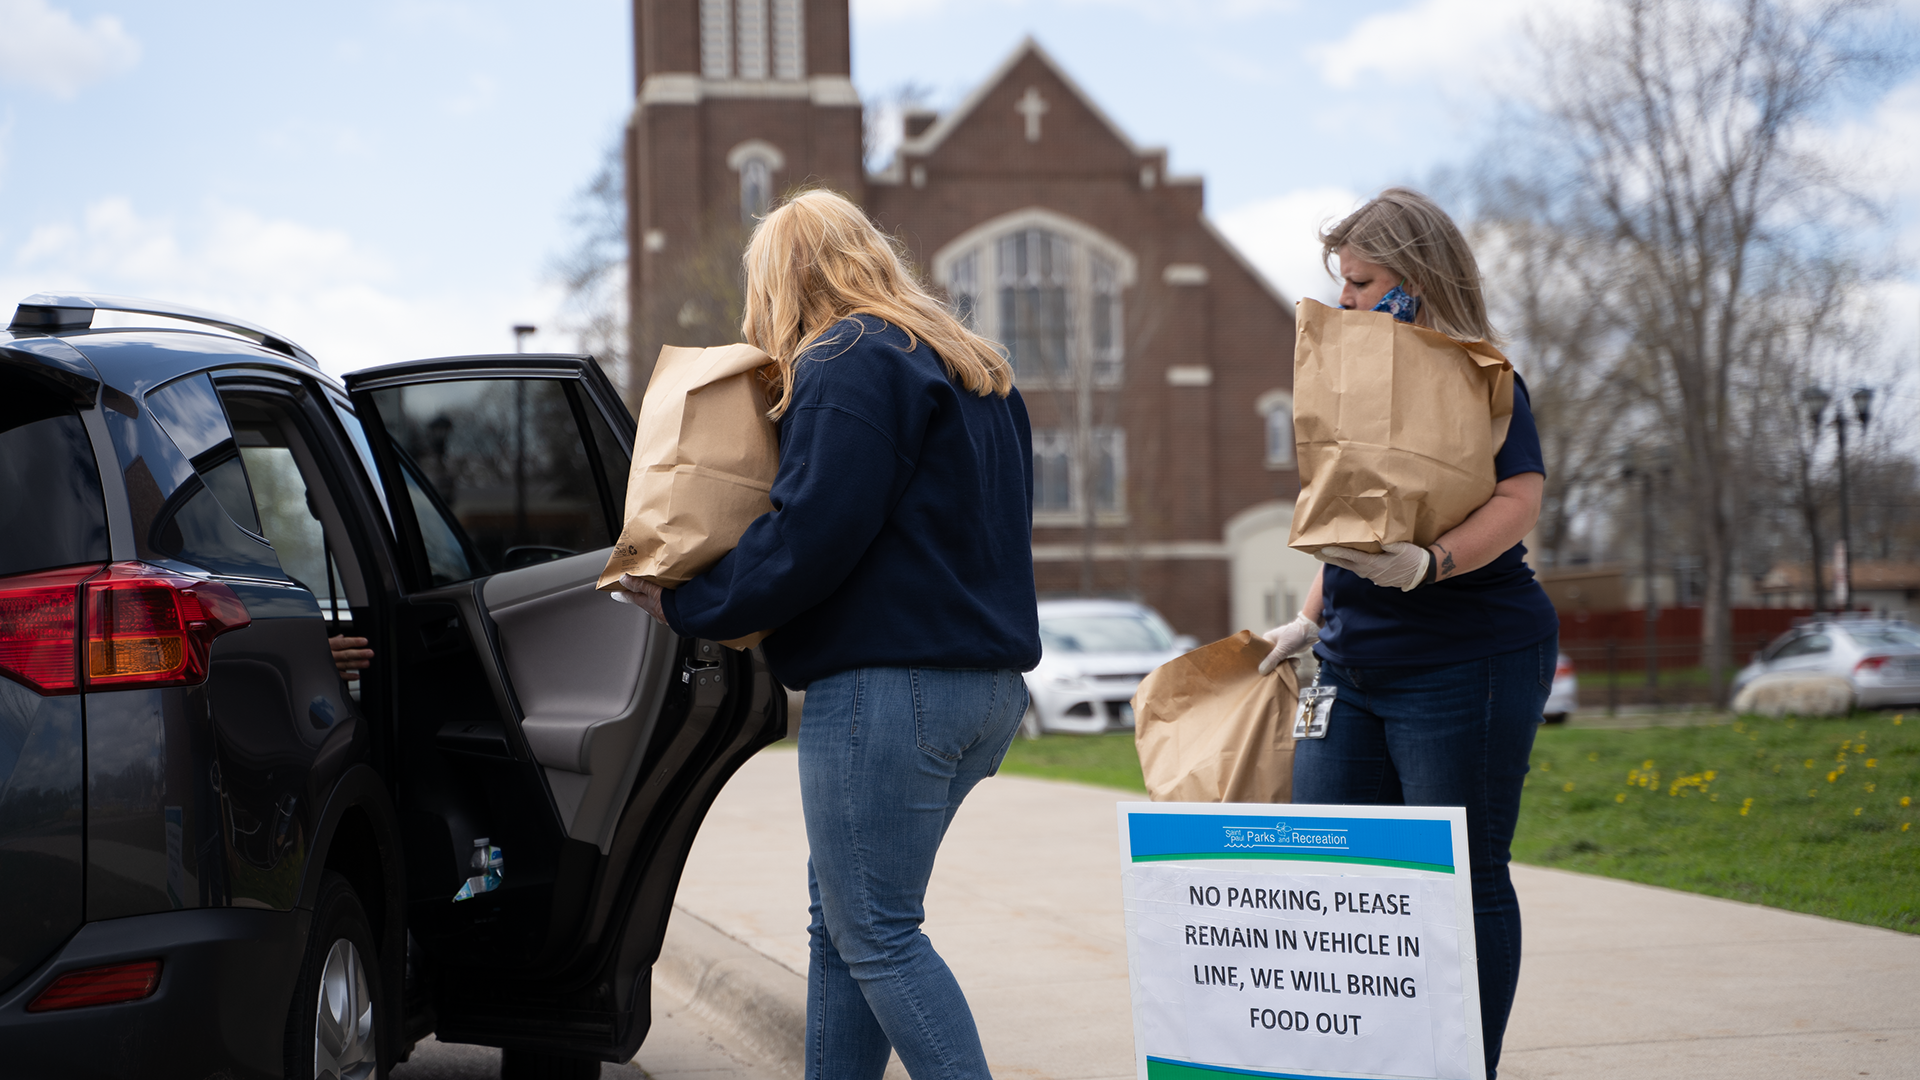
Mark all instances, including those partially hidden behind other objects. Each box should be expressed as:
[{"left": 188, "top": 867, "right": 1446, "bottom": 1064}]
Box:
[
  {"left": 598, "top": 343, "right": 777, "bottom": 649},
  {"left": 1289, "top": 298, "right": 1514, "bottom": 554},
  {"left": 1133, "top": 631, "right": 1300, "bottom": 804}
]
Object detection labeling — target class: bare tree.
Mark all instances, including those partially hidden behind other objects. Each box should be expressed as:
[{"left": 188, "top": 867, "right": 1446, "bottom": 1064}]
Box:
[
  {"left": 553, "top": 139, "right": 630, "bottom": 395},
  {"left": 1504, "top": 0, "right": 1907, "bottom": 702}
]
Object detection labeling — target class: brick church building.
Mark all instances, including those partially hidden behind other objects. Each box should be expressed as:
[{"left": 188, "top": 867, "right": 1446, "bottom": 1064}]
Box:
[{"left": 624, "top": 0, "right": 1319, "bottom": 641}]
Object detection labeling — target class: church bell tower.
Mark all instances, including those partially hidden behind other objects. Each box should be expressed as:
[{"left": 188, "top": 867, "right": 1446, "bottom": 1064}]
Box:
[{"left": 625, "top": 0, "right": 865, "bottom": 395}]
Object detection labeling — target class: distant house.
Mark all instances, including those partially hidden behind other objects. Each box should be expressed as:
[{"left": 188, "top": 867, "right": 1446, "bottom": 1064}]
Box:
[
  {"left": 624, "top": 0, "right": 1318, "bottom": 640},
  {"left": 1756, "top": 562, "right": 1920, "bottom": 618}
]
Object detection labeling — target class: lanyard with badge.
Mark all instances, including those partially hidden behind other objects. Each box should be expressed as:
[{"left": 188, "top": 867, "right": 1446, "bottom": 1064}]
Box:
[{"left": 1293, "top": 668, "right": 1335, "bottom": 740}]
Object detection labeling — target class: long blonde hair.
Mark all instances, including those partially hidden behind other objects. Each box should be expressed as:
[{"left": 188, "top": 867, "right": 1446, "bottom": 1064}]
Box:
[
  {"left": 742, "top": 189, "right": 1013, "bottom": 418},
  {"left": 1320, "top": 187, "right": 1500, "bottom": 345}
]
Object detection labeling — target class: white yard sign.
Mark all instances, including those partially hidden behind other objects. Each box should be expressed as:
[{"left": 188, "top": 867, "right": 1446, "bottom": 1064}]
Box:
[{"left": 1118, "top": 803, "right": 1485, "bottom": 1080}]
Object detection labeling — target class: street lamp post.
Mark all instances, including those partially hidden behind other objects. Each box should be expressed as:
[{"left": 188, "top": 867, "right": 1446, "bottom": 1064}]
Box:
[
  {"left": 1801, "top": 386, "right": 1830, "bottom": 611},
  {"left": 1809, "top": 385, "right": 1876, "bottom": 611}
]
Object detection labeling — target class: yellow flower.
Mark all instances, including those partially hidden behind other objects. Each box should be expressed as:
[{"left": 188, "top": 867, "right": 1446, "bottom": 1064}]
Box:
[
  {"left": 1867, "top": 759, "right": 1877, "bottom": 768},
  {"left": 1615, "top": 792, "right": 1627, "bottom": 803},
  {"left": 1827, "top": 771, "right": 1839, "bottom": 783},
  {"left": 1704, "top": 770, "right": 1718, "bottom": 781},
  {"left": 1562, "top": 781, "right": 1575, "bottom": 792},
  {"left": 1808, "top": 789, "right": 1819, "bottom": 797},
  {"left": 1644, "top": 760, "right": 1655, "bottom": 770},
  {"left": 1866, "top": 784, "right": 1876, "bottom": 793},
  {"left": 1588, "top": 752, "right": 1599, "bottom": 762},
  {"left": 1904, "top": 823, "right": 1911, "bottom": 832},
  {"left": 1902, "top": 796, "right": 1912, "bottom": 808},
  {"left": 1855, "top": 808, "right": 1863, "bottom": 816},
  {"left": 1805, "top": 759, "right": 1815, "bottom": 768}
]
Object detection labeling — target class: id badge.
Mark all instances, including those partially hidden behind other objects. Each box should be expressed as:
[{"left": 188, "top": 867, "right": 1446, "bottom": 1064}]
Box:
[{"left": 1293, "top": 684, "right": 1336, "bottom": 740}]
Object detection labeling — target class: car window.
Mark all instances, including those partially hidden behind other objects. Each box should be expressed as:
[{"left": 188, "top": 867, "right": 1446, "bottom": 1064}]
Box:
[
  {"left": 1781, "top": 633, "right": 1833, "bottom": 658},
  {"left": 222, "top": 395, "right": 362, "bottom": 622},
  {"left": 1846, "top": 629, "right": 1920, "bottom": 651},
  {"left": 366, "top": 378, "right": 615, "bottom": 584},
  {"left": 146, "top": 374, "right": 260, "bottom": 534},
  {"left": 1039, "top": 614, "right": 1174, "bottom": 654},
  {"left": 0, "top": 373, "right": 108, "bottom": 576}
]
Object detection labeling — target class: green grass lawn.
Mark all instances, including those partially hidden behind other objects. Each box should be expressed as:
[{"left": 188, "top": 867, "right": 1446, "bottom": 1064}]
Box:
[
  {"left": 1518, "top": 711, "right": 1918, "bottom": 932},
  {"left": 995, "top": 714, "right": 1920, "bottom": 933},
  {"left": 999, "top": 732, "right": 1147, "bottom": 792}
]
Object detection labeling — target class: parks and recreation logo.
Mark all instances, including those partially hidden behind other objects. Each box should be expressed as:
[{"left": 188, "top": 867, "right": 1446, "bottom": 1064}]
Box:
[{"left": 1221, "top": 821, "right": 1350, "bottom": 851}]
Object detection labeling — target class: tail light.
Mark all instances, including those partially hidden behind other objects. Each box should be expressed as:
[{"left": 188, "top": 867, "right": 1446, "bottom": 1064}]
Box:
[
  {"left": 1554, "top": 656, "right": 1575, "bottom": 680},
  {"left": 0, "top": 564, "right": 99, "bottom": 694},
  {"left": 85, "top": 564, "right": 250, "bottom": 689},
  {"left": 0, "top": 562, "right": 248, "bottom": 695},
  {"left": 1855, "top": 655, "right": 1889, "bottom": 675},
  {"left": 27, "top": 959, "right": 162, "bottom": 1012}
]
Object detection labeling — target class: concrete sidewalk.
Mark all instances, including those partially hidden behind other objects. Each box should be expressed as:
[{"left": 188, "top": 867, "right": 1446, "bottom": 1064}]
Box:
[{"left": 658, "top": 746, "right": 1919, "bottom": 1080}]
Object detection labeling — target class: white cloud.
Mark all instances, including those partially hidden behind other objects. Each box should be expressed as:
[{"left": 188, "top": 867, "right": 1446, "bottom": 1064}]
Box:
[
  {"left": 0, "top": 0, "right": 140, "bottom": 99},
  {"left": 1310, "top": 0, "right": 1590, "bottom": 90},
  {"left": 1213, "top": 186, "right": 1365, "bottom": 306},
  {"left": 2, "top": 198, "right": 564, "bottom": 378}
]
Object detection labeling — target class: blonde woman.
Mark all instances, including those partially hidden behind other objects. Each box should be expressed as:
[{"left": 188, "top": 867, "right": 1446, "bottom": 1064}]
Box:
[
  {"left": 1260, "top": 188, "right": 1558, "bottom": 1079},
  {"left": 623, "top": 190, "right": 1038, "bottom": 1080}
]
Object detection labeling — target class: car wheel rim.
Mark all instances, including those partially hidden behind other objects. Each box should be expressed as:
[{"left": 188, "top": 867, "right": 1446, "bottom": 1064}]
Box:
[{"left": 314, "top": 936, "right": 376, "bottom": 1080}]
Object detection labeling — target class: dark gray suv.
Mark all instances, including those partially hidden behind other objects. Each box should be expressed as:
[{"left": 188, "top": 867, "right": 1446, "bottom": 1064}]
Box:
[{"left": 0, "top": 294, "right": 785, "bottom": 1079}]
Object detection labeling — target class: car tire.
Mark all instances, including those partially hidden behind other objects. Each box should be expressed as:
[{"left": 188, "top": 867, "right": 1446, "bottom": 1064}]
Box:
[
  {"left": 1542, "top": 712, "right": 1568, "bottom": 726},
  {"left": 286, "top": 871, "right": 383, "bottom": 1080},
  {"left": 501, "top": 1049, "right": 602, "bottom": 1079}
]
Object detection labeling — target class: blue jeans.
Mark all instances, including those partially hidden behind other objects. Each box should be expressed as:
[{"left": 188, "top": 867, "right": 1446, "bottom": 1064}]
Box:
[
  {"left": 797, "top": 667, "right": 1028, "bottom": 1080},
  {"left": 1292, "top": 637, "right": 1554, "bottom": 1080}
]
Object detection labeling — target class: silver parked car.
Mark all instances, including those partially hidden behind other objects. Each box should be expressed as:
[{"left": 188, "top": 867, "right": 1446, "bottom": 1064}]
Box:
[
  {"left": 1731, "top": 618, "right": 1920, "bottom": 709},
  {"left": 1543, "top": 651, "right": 1578, "bottom": 724},
  {"left": 1021, "top": 599, "right": 1197, "bottom": 736}
]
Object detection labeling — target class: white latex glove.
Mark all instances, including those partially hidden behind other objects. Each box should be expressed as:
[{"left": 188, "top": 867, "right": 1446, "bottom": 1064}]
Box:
[
  {"left": 607, "top": 572, "right": 644, "bottom": 604},
  {"left": 1257, "top": 613, "right": 1320, "bottom": 676},
  {"left": 1314, "top": 542, "right": 1432, "bottom": 592}
]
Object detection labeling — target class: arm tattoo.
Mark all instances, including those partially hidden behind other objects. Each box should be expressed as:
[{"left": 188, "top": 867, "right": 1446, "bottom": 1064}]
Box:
[{"left": 1433, "top": 543, "right": 1456, "bottom": 579}]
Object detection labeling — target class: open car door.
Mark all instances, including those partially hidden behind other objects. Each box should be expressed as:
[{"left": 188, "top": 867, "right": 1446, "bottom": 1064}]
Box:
[{"left": 342, "top": 355, "right": 785, "bottom": 1065}]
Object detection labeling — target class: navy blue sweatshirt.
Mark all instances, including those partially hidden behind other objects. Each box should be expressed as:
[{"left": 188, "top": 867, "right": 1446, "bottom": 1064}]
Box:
[{"left": 661, "top": 316, "right": 1042, "bottom": 689}]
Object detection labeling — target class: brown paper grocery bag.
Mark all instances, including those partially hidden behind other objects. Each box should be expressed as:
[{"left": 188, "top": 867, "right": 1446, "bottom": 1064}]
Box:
[
  {"left": 1289, "top": 298, "right": 1514, "bottom": 555},
  {"left": 598, "top": 343, "right": 777, "bottom": 650},
  {"left": 1133, "top": 631, "right": 1300, "bottom": 804}
]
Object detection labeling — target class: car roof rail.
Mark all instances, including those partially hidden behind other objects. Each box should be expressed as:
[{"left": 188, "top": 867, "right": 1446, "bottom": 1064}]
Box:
[{"left": 9, "top": 293, "right": 319, "bottom": 369}]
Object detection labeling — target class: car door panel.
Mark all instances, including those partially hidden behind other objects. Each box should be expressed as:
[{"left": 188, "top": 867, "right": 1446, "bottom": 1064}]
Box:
[
  {"left": 345, "top": 355, "right": 786, "bottom": 1059},
  {"left": 480, "top": 548, "right": 678, "bottom": 853}
]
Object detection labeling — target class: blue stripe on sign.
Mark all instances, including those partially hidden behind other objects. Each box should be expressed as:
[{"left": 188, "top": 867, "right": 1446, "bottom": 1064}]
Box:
[{"left": 1127, "top": 812, "right": 1454, "bottom": 870}]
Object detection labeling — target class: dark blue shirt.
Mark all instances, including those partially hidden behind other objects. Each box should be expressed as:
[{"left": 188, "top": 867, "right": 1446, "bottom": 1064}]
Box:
[
  {"left": 1315, "top": 375, "right": 1560, "bottom": 668},
  {"left": 661, "top": 316, "right": 1043, "bottom": 689}
]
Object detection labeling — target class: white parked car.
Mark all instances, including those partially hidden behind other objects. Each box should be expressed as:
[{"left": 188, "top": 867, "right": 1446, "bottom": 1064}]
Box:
[
  {"left": 1543, "top": 652, "right": 1577, "bottom": 724},
  {"left": 1022, "top": 600, "right": 1197, "bottom": 736},
  {"left": 1731, "top": 618, "right": 1920, "bottom": 709}
]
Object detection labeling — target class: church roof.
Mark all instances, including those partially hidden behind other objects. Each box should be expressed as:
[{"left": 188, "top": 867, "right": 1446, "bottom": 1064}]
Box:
[{"left": 890, "top": 36, "right": 1172, "bottom": 169}]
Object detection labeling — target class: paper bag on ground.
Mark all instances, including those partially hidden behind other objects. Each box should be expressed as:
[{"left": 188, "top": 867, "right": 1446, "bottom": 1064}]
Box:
[
  {"left": 1133, "top": 631, "right": 1300, "bottom": 804},
  {"left": 598, "top": 342, "right": 777, "bottom": 650},
  {"left": 1289, "top": 297, "right": 1514, "bottom": 555}
]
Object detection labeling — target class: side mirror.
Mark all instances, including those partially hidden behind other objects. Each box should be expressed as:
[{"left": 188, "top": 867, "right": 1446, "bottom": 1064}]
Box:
[{"left": 1172, "top": 635, "right": 1200, "bottom": 652}]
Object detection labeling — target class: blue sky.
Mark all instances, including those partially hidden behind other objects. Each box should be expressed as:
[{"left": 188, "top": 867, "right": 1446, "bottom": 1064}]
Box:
[{"left": 1, "top": 0, "right": 1914, "bottom": 382}]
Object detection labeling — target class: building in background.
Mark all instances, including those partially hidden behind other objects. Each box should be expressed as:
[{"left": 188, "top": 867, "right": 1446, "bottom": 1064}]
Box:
[{"left": 625, "top": 0, "right": 1314, "bottom": 639}]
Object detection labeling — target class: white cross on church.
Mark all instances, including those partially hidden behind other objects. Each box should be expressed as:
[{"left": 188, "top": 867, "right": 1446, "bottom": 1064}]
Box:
[{"left": 1015, "top": 86, "right": 1049, "bottom": 142}]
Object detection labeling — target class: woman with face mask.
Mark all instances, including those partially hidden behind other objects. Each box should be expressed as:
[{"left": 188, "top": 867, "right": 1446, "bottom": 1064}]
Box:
[
  {"left": 619, "top": 189, "right": 1040, "bottom": 1080},
  {"left": 1259, "top": 188, "right": 1559, "bottom": 1079}
]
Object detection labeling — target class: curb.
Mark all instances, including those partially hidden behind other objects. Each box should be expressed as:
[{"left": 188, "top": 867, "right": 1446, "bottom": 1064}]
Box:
[{"left": 652, "top": 905, "right": 808, "bottom": 1078}]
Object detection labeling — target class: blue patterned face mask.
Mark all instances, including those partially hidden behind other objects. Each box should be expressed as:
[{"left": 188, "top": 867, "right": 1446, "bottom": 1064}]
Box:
[{"left": 1373, "top": 283, "right": 1421, "bottom": 323}]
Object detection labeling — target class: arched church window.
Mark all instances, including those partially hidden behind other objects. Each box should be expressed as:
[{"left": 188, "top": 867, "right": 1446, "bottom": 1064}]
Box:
[
  {"left": 1256, "top": 389, "right": 1294, "bottom": 469},
  {"left": 741, "top": 158, "right": 770, "bottom": 221},
  {"left": 933, "top": 210, "right": 1135, "bottom": 389},
  {"left": 727, "top": 140, "right": 785, "bottom": 224}
]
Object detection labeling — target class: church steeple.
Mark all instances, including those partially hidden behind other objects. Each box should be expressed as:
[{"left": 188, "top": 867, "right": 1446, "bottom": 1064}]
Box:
[{"left": 625, "top": 0, "right": 863, "bottom": 395}]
